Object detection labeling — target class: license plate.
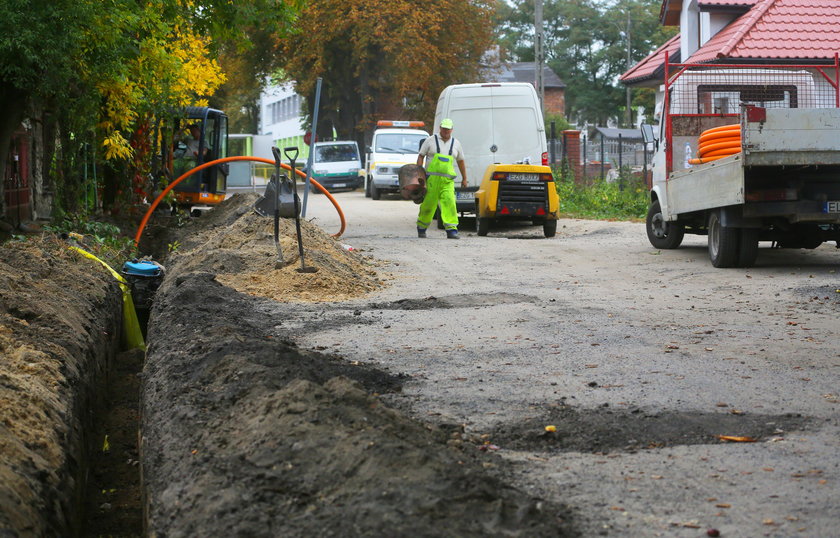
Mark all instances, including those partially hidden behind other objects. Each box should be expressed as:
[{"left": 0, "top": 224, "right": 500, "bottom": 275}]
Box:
[
  {"left": 456, "top": 191, "right": 474, "bottom": 201},
  {"left": 824, "top": 201, "right": 840, "bottom": 213},
  {"left": 332, "top": 183, "right": 346, "bottom": 188},
  {"left": 508, "top": 173, "right": 539, "bottom": 182}
]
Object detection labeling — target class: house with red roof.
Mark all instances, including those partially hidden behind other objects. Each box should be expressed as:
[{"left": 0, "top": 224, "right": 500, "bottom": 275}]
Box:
[{"left": 622, "top": 0, "right": 840, "bottom": 90}]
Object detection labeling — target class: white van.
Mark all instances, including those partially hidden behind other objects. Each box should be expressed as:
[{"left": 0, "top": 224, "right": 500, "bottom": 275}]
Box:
[
  {"left": 308, "top": 140, "right": 363, "bottom": 192},
  {"left": 434, "top": 83, "right": 548, "bottom": 213},
  {"left": 365, "top": 120, "right": 429, "bottom": 199}
]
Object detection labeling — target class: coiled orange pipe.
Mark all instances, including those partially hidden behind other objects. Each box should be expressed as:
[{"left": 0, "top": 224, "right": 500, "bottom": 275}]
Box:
[
  {"left": 688, "top": 124, "right": 741, "bottom": 165},
  {"left": 134, "top": 156, "right": 346, "bottom": 247}
]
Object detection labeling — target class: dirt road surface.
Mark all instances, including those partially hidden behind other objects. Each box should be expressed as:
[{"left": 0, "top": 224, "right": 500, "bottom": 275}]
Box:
[{"left": 281, "top": 189, "right": 840, "bottom": 536}]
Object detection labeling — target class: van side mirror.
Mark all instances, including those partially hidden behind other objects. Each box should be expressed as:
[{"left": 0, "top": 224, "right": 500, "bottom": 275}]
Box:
[{"left": 366, "top": 146, "right": 372, "bottom": 154}]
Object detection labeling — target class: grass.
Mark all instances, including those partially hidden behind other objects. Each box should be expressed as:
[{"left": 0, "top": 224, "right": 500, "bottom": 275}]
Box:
[{"left": 554, "top": 171, "right": 648, "bottom": 221}]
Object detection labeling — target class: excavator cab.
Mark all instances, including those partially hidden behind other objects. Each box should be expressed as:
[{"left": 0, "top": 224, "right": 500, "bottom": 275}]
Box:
[{"left": 163, "top": 106, "right": 229, "bottom": 212}]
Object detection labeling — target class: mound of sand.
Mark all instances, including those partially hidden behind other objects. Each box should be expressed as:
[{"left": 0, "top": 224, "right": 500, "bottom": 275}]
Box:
[{"left": 163, "top": 193, "right": 382, "bottom": 302}]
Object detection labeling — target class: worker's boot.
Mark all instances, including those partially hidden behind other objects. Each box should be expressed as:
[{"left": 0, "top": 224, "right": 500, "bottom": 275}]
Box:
[
  {"left": 446, "top": 230, "right": 460, "bottom": 240},
  {"left": 417, "top": 227, "right": 427, "bottom": 238}
]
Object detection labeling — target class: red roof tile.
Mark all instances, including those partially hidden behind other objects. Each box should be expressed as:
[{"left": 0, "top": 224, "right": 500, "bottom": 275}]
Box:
[
  {"left": 621, "top": 33, "right": 681, "bottom": 84},
  {"left": 698, "top": 0, "right": 758, "bottom": 6},
  {"left": 687, "top": 0, "right": 840, "bottom": 63}
]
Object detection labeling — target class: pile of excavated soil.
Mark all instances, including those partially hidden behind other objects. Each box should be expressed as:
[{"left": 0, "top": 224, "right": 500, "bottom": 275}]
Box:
[
  {"left": 0, "top": 237, "right": 122, "bottom": 536},
  {"left": 161, "top": 193, "right": 382, "bottom": 302},
  {"left": 141, "top": 194, "right": 574, "bottom": 536}
]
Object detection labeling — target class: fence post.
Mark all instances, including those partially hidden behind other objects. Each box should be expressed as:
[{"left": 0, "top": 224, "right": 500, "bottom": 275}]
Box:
[
  {"left": 618, "top": 133, "right": 624, "bottom": 191},
  {"left": 582, "top": 134, "right": 587, "bottom": 181},
  {"left": 561, "top": 131, "right": 568, "bottom": 178},
  {"left": 600, "top": 136, "right": 605, "bottom": 180},
  {"left": 550, "top": 120, "right": 556, "bottom": 166}
]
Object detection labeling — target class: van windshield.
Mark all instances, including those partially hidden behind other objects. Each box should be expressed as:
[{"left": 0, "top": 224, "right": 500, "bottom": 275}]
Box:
[
  {"left": 315, "top": 143, "right": 359, "bottom": 163},
  {"left": 375, "top": 134, "right": 427, "bottom": 154}
]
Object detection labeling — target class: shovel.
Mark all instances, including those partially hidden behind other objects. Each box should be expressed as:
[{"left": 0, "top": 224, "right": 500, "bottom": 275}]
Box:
[
  {"left": 284, "top": 146, "right": 318, "bottom": 274},
  {"left": 270, "top": 147, "right": 284, "bottom": 268}
]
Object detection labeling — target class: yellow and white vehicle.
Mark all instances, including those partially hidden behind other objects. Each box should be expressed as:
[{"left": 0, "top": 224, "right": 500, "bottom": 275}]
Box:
[
  {"left": 364, "top": 120, "right": 429, "bottom": 200},
  {"left": 474, "top": 163, "right": 559, "bottom": 237}
]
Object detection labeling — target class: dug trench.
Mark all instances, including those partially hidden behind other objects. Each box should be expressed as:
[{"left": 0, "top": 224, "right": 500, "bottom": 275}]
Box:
[
  {"left": 136, "top": 194, "right": 574, "bottom": 536},
  {"left": 0, "top": 192, "right": 819, "bottom": 536}
]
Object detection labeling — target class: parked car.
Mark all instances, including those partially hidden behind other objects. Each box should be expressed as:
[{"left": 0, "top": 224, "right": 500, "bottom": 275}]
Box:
[
  {"left": 365, "top": 121, "right": 429, "bottom": 199},
  {"left": 309, "top": 140, "right": 363, "bottom": 192}
]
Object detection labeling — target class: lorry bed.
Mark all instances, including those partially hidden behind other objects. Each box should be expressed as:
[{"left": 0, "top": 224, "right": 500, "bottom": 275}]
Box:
[{"left": 665, "top": 108, "right": 840, "bottom": 224}]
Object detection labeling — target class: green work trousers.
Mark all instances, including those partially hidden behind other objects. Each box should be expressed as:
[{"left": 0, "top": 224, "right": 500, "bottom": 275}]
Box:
[{"left": 417, "top": 175, "right": 458, "bottom": 231}]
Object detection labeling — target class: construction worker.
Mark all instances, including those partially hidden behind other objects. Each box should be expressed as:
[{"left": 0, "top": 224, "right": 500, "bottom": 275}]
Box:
[{"left": 416, "top": 118, "right": 467, "bottom": 239}]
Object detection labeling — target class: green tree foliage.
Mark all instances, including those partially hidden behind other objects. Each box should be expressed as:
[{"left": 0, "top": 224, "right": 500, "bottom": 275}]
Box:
[
  {"left": 207, "top": 0, "right": 301, "bottom": 134},
  {"left": 497, "top": 0, "right": 675, "bottom": 126},
  {"left": 0, "top": 0, "right": 92, "bottom": 186},
  {"left": 279, "top": 0, "right": 496, "bottom": 150},
  {"left": 0, "top": 0, "right": 297, "bottom": 215}
]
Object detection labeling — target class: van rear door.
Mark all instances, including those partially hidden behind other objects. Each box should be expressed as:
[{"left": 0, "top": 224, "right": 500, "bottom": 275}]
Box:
[
  {"left": 446, "top": 87, "right": 494, "bottom": 186},
  {"left": 446, "top": 84, "right": 545, "bottom": 187},
  {"left": 489, "top": 85, "right": 545, "bottom": 167}
]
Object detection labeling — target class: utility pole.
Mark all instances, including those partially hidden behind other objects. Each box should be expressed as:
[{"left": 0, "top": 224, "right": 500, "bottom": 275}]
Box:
[
  {"left": 535, "top": 0, "right": 545, "bottom": 114},
  {"left": 624, "top": 10, "right": 632, "bottom": 127}
]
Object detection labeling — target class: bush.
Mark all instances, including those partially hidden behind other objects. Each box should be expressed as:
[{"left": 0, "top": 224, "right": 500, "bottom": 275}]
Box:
[
  {"left": 44, "top": 215, "right": 138, "bottom": 270},
  {"left": 554, "top": 170, "right": 648, "bottom": 221}
]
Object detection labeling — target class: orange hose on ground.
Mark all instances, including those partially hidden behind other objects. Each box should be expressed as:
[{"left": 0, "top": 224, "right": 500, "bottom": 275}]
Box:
[{"left": 134, "top": 156, "right": 346, "bottom": 246}]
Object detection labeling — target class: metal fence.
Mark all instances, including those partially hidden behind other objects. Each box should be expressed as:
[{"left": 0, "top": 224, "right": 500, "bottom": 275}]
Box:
[{"left": 548, "top": 131, "right": 651, "bottom": 182}]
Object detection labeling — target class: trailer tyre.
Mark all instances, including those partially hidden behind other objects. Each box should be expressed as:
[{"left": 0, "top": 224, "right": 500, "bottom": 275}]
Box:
[
  {"left": 543, "top": 219, "right": 557, "bottom": 238},
  {"left": 737, "top": 228, "right": 759, "bottom": 267},
  {"left": 708, "top": 210, "right": 739, "bottom": 268},
  {"left": 646, "top": 200, "right": 684, "bottom": 249}
]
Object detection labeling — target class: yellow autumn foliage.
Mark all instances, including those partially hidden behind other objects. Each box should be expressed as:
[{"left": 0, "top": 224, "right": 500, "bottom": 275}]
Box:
[{"left": 97, "top": 16, "right": 225, "bottom": 162}]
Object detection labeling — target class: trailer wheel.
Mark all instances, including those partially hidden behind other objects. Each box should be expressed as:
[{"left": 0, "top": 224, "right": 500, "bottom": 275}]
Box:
[
  {"left": 543, "top": 219, "right": 557, "bottom": 238},
  {"left": 737, "top": 228, "right": 759, "bottom": 267},
  {"left": 646, "top": 200, "right": 684, "bottom": 249},
  {"left": 477, "top": 217, "right": 491, "bottom": 236},
  {"left": 708, "top": 210, "right": 739, "bottom": 268}
]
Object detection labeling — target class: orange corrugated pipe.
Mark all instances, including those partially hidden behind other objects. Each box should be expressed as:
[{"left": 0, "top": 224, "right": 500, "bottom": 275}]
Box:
[
  {"left": 134, "top": 156, "right": 346, "bottom": 247},
  {"left": 688, "top": 124, "right": 741, "bottom": 165}
]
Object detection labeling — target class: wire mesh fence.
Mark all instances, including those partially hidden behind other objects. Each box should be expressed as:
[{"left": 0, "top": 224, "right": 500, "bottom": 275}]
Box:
[{"left": 668, "top": 67, "right": 838, "bottom": 115}]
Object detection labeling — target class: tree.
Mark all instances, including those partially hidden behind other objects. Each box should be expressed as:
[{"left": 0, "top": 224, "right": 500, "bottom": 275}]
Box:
[
  {"left": 207, "top": 0, "right": 300, "bottom": 134},
  {"left": 0, "top": 0, "right": 297, "bottom": 217},
  {"left": 496, "top": 0, "right": 675, "bottom": 126},
  {"left": 0, "top": 0, "right": 93, "bottom": 191},
  {"left": 279, "top": 0, "right": 496, "bottom": 152}
]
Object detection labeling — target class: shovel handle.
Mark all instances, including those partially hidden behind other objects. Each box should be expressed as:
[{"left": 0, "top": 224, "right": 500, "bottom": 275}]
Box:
[
  {"left": 284, "top": 146, "right": 299, "bottom": 163},
  {"left": 271, "top": 146, "right": 283, "bottom": 165}
]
